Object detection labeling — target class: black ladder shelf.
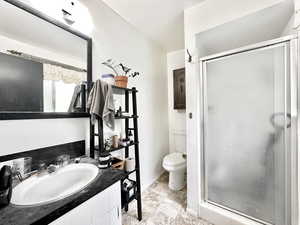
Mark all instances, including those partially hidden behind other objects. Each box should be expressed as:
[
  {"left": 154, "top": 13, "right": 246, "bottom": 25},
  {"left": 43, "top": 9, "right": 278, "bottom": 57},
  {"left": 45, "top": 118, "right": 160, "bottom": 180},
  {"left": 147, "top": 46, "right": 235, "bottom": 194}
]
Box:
[{"left": 90, "top": 86, "right": 142, "bottom": 221}]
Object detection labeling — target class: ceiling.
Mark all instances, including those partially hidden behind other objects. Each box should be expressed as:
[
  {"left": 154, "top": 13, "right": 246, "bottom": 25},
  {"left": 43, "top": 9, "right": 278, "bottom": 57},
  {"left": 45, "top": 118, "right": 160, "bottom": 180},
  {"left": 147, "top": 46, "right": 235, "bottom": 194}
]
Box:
[{"left": 102, "top": 0, "right": 205, "bottom": 52}]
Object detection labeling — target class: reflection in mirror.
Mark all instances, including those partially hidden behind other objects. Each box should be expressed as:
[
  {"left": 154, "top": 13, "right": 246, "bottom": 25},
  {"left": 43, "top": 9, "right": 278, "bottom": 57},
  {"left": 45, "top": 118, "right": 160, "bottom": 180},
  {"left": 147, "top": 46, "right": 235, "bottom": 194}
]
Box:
[{"left": 0, "top": 0, "right": 88, "bottom": 113}]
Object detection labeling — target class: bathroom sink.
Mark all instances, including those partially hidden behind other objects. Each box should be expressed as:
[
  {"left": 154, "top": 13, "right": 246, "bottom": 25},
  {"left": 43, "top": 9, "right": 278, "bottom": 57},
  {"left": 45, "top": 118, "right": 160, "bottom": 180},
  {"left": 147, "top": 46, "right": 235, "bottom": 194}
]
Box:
[{"left": 11, "top": 163, "right": 99, "bottom": 206}]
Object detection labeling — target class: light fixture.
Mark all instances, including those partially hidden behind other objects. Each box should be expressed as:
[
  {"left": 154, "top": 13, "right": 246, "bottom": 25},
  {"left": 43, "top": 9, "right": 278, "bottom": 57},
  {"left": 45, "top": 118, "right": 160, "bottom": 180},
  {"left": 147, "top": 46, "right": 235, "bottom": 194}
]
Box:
[
  {"left": 29, "top": 0, "right": 93, "bottom": 35},
  {"left": 62, "top": 1, "right": 75, "bottom": 25}
]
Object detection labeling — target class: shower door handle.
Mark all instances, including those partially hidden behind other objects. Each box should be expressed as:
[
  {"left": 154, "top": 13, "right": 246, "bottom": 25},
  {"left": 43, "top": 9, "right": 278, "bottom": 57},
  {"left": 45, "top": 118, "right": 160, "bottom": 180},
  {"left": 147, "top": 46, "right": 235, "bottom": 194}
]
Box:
[{"left": 270, "top": 112, "right": 291, "bottom": 129}]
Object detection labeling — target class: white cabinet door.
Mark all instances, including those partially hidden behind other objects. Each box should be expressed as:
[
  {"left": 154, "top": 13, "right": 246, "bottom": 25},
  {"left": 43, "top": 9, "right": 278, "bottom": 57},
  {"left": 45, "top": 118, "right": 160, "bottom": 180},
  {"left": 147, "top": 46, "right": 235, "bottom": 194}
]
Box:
[
  {"left": 49, "top": 213, "right": 70, "bottom": 225},
  {"left": 92, "top": 182, "right": 122, "bottom": 225},
  {"left": 50, "top": 182, "right": 121, "bottom": 225},
  {"left": 65, "top": 201, "right": 93, "bottom": 225},
  {"left": 50, "top": 199, "right": 93, "bottom": 225},
  {"left": 93, "top": 206, "right": 121, "bottom": 225},
  {"left": 110, "top": 206, "right": 122, "bottom": 225},
  {"left": 92, "top": 209, "right": 110, "bottom": 225}
]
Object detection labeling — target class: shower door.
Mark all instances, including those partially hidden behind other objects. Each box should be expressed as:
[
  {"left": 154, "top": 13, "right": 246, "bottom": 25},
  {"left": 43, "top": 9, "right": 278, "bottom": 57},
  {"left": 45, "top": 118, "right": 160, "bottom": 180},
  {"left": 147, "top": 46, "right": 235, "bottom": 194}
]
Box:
[{"left": 201, "top": 39, "right": 297, "bottom": 225}]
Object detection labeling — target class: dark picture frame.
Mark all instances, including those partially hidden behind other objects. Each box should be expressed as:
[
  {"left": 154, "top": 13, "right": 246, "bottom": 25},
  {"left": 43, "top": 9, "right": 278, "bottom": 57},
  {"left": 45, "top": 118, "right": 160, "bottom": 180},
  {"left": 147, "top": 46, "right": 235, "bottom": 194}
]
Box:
[
  {"left": 173, "top": 68, "right": 186, "bottom": 110},
  {"left": 1, "top": 0, "right": 93, "bottom": 120}
]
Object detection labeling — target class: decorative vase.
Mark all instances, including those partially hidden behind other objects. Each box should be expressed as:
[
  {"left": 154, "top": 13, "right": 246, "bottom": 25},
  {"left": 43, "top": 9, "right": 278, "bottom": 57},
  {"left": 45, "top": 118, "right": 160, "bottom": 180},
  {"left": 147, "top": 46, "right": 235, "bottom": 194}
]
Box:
[{"left": 115, "top": 76, "right": 128, "bottom": 88}]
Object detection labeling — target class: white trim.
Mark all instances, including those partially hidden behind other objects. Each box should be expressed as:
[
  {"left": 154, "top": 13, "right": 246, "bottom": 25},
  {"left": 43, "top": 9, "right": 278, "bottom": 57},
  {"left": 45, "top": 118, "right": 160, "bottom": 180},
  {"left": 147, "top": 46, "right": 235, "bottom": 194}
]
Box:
[
  {"left": 186, "top": 207, "right": 198, "bottom": 217},
  {"left": 202, "top": 43, "right": 288, "bottom": 64},
  {"left": 200, "top": 34, "right": 297, "bottom": 62},
  {"left": 290, "top": 36, "right": 299, "bottom": 225},
  {"left": 199, "top": 203, "right": 266, "bottom": 225},
  {"left": 171, "top": 129, "right": 186, "bottom": 135}
]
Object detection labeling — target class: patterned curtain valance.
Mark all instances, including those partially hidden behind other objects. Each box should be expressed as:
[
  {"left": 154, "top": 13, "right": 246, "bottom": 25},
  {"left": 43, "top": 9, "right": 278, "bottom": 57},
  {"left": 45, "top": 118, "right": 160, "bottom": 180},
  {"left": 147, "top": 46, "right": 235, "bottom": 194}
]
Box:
[{"left": 43, "top": 63, "right": 86, "bottom": 84}]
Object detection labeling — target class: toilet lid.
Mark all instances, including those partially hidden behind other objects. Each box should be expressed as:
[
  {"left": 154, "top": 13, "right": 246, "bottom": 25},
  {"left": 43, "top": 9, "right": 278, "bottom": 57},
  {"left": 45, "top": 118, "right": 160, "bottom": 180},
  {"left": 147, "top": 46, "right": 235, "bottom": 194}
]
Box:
[{"left": 163, "top": 153, "right": 186, "bottom": 166}]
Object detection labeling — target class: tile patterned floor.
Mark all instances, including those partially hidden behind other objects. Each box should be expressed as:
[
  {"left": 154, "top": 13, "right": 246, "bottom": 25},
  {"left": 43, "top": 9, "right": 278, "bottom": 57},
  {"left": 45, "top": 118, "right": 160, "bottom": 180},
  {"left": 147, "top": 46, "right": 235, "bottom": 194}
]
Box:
[{"left": 122, "top": 173, "right": 214, "bottom": 225}]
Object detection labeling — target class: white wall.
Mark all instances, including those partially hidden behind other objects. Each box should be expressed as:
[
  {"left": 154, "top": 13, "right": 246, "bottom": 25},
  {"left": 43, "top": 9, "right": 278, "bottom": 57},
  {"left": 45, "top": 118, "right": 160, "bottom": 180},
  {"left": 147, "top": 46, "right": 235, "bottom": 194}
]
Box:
[
  {"left": 282, "top": 14, "right": 296, "bottom": 35},
  {"left": 294, "top": 0, "right": 300, "bottom": 28},
  {"left": 167, "top": 50, "right": 186, "bottom": 155},
  {"left": 83, "top": 0, "right": 169, "bottom": 190},
  {"left": 195, "top": 0, "right": 293, "bottom": 57},
  {"left": 0, "top": 0, "right": 168, "bottom": 190},
  {"left": 184, "top": 0, "right": 290, "bottom": 214},
  {"left": 0, "top": 119, "right": 89, "bottom": 156}
]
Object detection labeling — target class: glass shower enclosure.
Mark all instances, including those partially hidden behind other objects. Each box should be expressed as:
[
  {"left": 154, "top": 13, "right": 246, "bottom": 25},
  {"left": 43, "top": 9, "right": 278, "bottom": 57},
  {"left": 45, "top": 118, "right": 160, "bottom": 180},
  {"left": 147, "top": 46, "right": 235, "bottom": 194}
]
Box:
[{"left": 200, "top": 36, "right": 298, "bottom": 225}]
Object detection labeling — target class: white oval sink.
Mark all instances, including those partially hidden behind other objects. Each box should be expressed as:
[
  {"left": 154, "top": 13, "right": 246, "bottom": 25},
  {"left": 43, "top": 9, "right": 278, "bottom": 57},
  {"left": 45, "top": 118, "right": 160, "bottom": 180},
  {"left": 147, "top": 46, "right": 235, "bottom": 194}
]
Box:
[{"left": 11, "top": 163, "right": 99, "bottom": 206}]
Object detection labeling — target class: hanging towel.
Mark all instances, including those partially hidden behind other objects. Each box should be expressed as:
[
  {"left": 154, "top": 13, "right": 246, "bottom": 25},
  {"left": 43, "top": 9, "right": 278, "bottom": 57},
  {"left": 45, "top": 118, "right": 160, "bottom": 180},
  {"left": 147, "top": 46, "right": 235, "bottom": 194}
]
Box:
[
  {"left": 68, "top": 85, "right": 82, "bottom": 113},
  {"left": 87, "top": 80, "right": 115, "bottom": 129}
]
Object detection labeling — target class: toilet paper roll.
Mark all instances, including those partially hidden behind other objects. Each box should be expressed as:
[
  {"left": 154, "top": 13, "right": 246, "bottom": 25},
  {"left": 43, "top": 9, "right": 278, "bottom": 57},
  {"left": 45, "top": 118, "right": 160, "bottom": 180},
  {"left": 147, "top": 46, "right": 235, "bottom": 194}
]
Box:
[{"left": 125, "top": 158, "right": 135, "bottom": 172}]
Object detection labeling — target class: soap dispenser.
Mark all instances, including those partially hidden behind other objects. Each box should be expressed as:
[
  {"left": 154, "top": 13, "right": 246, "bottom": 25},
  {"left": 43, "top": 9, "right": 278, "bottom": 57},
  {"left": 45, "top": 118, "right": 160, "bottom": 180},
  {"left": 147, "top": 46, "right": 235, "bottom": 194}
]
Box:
[{"left": 0, "top": 165, "right": 12, "bottom": 207}]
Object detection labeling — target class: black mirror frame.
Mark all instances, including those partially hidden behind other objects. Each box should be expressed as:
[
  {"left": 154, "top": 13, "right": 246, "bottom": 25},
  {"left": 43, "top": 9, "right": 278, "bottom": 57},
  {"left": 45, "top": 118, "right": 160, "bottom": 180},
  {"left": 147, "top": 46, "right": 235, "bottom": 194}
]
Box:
[{"left": 1, "top": 0, "right": 92, "bottom": 120}]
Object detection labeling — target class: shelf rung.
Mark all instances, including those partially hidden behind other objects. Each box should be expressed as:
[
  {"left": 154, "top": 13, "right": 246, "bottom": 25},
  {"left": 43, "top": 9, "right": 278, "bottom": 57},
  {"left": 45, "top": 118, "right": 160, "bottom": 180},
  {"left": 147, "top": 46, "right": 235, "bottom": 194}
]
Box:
[
  {"left": 122, "top": 195, "right": 136, "bottom": 209},
  {"left": 95, "top": 142, "right": 138, "bottom": 153},
  {"left": 128, "top": 195, "right": 136, "bottom": 203},
  {"left": 115, "top": 115, "right": 138, "bottom": 119},
  {"left": 125, "top": 169, "right": 137, "bottom": 176},
  {"left": 112, "top": 85, "right": 138, "bottom": 93}
]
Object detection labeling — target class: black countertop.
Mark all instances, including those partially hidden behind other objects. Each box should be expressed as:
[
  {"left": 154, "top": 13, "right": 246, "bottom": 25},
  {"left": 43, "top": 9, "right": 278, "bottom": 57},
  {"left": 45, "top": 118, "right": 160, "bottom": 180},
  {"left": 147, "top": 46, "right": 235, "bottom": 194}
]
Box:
[{"left": 0, "top": 160, "right": 127, "bottom": 225}]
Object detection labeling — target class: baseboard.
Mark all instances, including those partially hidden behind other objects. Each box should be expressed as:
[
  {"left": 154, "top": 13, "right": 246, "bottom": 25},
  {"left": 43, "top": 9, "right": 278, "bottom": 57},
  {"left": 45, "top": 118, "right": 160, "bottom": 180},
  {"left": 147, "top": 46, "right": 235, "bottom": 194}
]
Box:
[
  {"left": 141, "top": 169, "right": 165, "bottom": 192},
  {"left": 199, "top": 203, "right": 263, "bottom": 225},
  {"left": 186, "top": 207, "right": 198, "bottom": 217}
]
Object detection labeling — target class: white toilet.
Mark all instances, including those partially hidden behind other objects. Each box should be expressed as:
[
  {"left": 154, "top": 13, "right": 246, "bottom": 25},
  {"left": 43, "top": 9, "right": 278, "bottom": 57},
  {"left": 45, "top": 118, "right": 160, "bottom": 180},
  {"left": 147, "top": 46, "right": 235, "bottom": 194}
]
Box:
[{"left": 163, "top": 152, "right": 186, "bottom": 191}]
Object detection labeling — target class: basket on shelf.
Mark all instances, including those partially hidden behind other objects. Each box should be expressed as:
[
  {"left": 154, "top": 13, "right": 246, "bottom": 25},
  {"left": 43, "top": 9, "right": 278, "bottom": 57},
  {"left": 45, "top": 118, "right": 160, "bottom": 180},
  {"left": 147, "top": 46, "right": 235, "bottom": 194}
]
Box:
[
  {"left": 114, "top": 76, "right": 128, "bottom": 88},
  {"left": 111, "top": 157, "right": 125, "bottom": 170},
  {"left": 121, "top": 179, "right": 137, "bottom": 208}
]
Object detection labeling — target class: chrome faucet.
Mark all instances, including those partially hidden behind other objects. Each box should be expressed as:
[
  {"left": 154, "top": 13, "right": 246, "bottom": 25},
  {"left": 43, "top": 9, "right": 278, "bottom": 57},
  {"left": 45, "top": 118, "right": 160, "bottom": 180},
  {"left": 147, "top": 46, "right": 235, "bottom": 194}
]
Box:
[
  {"left": 10, "top": 155, "right": 72, "bottom": 182},
  {"left": 36, "top": 162, "right": 59, "bottom": 175},
  {"left": 47, "top": 164, "right": 59, "bottom": 174},
  {"left": 12, "top": 166, "right": 36, "bottom": 181},
  {"left": 12, "top": 170, "right": 23, "bottom": 182}
]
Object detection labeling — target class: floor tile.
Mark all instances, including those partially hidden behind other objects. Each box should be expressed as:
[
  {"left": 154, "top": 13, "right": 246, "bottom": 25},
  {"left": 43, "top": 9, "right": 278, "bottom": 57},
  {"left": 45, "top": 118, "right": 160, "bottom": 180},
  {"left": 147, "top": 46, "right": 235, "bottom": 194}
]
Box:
[{"left": 122, "top": 173, "right": 214, "bottom": 225}]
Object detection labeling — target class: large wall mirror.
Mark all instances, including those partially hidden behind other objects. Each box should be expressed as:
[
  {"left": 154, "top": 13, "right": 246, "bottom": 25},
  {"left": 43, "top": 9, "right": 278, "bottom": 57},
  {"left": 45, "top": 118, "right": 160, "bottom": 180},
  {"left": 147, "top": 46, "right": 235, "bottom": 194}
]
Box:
[{"left": 0, "top": 0, "right": 92, "bottom": 120}]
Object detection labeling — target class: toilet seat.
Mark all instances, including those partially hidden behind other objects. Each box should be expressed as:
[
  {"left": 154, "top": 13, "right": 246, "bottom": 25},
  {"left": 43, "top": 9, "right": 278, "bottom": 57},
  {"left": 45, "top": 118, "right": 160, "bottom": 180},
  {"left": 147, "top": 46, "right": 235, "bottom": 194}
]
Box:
[{"left": 163, "top": 152, "right": 185, "bottom": 167}]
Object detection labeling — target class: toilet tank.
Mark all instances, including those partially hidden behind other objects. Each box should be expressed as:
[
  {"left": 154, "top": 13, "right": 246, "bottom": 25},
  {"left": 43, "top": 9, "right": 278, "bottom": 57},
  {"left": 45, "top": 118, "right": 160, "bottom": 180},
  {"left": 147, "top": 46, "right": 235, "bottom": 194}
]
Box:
[{"left": 171, "top": 130, "right": 186, "bottom": 154}]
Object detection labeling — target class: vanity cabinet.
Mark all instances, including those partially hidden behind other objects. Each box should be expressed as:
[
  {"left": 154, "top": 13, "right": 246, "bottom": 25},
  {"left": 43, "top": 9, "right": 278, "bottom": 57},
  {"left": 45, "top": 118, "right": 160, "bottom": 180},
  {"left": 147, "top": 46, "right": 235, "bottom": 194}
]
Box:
[{"left": 50, "top": 182, "right": 121, "bottom": 225}]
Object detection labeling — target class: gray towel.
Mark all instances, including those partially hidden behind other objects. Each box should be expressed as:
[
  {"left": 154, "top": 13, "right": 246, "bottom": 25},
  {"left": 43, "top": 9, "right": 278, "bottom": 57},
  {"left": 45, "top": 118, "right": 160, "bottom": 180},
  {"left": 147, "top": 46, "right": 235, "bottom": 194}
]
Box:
[
  {"left": 87, "top": 80, "right": 115, "bottom": 129},
  {"left": 68, "top": 85, "right": 82, "bottom": 113}
]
